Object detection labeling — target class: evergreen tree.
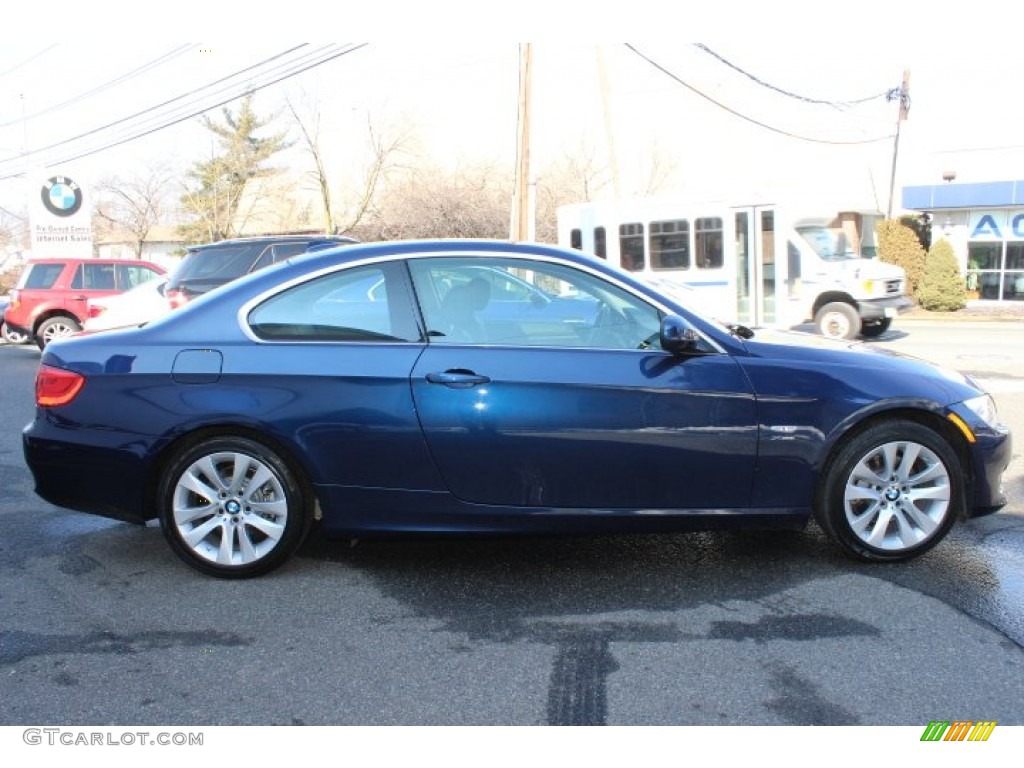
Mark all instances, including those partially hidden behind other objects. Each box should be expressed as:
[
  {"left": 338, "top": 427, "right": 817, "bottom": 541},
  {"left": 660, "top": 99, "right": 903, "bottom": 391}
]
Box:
[
  {"left": 877, "top": 219, "right": 927, "bottom": 297},
  {"left": 917, "top": 238, "right": 966, "bottom": 312},
  {"left": 179, "top": 94, "right": 293, "bottom": 243}
]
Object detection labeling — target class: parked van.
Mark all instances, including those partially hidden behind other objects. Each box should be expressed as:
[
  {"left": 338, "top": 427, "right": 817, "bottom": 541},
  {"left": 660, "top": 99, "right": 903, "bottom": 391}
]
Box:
[{"left": 557, "top": 198, "right": 910, "bottom": 339}]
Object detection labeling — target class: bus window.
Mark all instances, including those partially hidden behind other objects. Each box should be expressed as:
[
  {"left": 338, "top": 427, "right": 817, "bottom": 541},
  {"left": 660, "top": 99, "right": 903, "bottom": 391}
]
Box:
[
  {"left": 619, "top": 222, "right": 644, "bottom": 271},
  {"left": 695, "top": 217, "right": 723, "bottom": 269},
  {"left": 570, "top": 229, "right": 582, "bottom": 250},
  {"left": 594, "top": 227, "right": 607, "bottom": 259},
  {"left": 650, "top": 219, "right": 690, "bottom": 270}
]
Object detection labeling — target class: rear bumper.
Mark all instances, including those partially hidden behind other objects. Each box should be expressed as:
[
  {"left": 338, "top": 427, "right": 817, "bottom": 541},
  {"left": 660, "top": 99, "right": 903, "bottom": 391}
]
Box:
[{"left": 23, "top": 419, "right": 154, "bottom": 524}]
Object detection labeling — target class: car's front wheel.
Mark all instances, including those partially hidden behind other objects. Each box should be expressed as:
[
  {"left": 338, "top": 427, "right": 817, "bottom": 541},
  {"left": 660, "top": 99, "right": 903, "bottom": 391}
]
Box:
[
  {"left": 814, "top": 302, "right": 861, "bottom": 340},
  {"left": 815, "top": 420, "right": 963, "bottom": 561},
  {"left": 158, "top": 436, "right": 312, "bottom": 578},
  {"left": 36, "top": 315, "right": 81, "bottom": 349}
]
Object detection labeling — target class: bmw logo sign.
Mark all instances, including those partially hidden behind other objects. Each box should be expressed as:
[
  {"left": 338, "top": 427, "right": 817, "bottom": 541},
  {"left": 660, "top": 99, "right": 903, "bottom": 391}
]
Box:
[{"left": 41, "top": 176, "right": 83, "bottom": 217}]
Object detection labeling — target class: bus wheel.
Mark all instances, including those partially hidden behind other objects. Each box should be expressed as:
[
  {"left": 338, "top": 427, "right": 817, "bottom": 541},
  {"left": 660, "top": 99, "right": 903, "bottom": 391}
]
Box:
[{"left": 815, "top": 302, "right": 861, "bottom": 340}]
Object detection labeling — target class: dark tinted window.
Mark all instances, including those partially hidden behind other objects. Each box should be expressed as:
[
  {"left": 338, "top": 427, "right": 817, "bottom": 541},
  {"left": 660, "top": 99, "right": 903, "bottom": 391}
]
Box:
[
  {"left": 252, "top": 241, "right": 314, "bottom": 271},
  {"left": 22, "top": 262, "right": 65, "bottom": 289},
  {"left": 248, "top": 263, "right": 420, "bottom": 343},
  {"left": 176, "top": 243, "right": 267, "bottom": 281}
]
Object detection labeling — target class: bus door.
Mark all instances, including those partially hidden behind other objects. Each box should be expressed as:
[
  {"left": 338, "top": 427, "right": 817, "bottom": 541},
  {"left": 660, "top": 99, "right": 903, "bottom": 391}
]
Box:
[{"left": 734, "top": 206, "right": 782, "bottom": 327}]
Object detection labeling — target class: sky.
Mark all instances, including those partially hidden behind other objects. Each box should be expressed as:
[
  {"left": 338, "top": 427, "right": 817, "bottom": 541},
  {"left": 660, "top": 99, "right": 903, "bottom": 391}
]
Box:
[{"left": 3, "top": 2, "right": 1024, "bottom": 233}]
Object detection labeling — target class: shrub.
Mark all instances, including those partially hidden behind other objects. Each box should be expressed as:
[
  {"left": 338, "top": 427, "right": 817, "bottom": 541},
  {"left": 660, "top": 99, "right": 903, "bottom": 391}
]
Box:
[
  {"left": 877, "top": 219, "right": 927, "bottom": 297},
  {"left": 916, "top": 238, "right": 965, "bottom": 312}
]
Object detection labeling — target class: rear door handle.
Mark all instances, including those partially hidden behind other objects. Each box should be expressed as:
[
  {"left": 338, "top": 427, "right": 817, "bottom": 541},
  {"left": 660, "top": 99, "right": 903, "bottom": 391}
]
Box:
[{"left": 425, "top": 369, "right": 491, "bottom": 388}]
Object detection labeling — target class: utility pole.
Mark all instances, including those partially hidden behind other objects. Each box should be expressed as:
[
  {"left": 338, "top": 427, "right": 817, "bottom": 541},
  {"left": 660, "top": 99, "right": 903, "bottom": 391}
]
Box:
[
  {"left": 886, "top": 69, "right": 911, "bottom": 219},
  {"left": 511, "top": 44, "right": 533, "bottom": 242},
  {"left": 596, "top": 46, "right": 622, "bottom": 198}
]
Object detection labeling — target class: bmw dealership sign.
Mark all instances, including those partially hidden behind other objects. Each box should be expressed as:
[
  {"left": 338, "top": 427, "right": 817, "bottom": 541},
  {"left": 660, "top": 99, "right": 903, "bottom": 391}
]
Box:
[{"left": 30, "top": 172, "right": 94, "bottom": 257}]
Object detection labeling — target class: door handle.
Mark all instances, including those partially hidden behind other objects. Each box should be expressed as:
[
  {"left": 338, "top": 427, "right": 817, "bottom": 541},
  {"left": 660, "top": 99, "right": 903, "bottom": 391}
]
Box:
[{"left": 425, "top": 370, "right": 491, "bottom": 388}]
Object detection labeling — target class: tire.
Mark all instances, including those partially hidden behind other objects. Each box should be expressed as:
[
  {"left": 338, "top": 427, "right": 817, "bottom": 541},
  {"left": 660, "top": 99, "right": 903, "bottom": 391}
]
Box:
[
  {"left": 2, "top": 321, "right": 29, "bottom": 345},
  {"left": 859, "top": 318, "right": 892, "bottom": 338},
  {"left": 815, "top": 420, "right": 963, "bottom": 562},
  {"left": 35, "top": 315, "right": 81, "bottom": 350},
  {"left": 814, "top": 302, "right": 861, "bottom": 340},
  {"left": 158, "top": 436, "right": 312, "bottom": 578}
]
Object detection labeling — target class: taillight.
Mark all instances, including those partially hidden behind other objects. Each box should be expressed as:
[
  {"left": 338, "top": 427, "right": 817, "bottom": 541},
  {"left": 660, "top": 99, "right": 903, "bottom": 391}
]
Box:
[
  {"left": 88, "top": 304, "right": 107, "bottom": 319},
  {"left": 36, "top": 365, "right": 85, "bottom": 407},
  {"left": 167, "top": 289, "right": 188, "bottom": 309}
]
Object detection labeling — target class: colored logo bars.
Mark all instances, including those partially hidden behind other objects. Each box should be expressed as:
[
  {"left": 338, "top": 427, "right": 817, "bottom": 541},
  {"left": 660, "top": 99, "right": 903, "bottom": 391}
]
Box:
[{"left": 920, "top": 721, "right": 997, "bottom": 742}]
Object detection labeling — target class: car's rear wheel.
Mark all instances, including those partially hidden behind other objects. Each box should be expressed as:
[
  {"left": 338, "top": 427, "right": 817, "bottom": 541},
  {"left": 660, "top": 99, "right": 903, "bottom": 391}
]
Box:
[
  {"left": 815, "top": 420, "right": 963, "bottom": 561},
  {"left": 36, "top": 315, "right": 81, "bottom": 349},
  {"left": 158, "top": 436, "right": 312, "bottom": 578},
  {"left": 859, "top": 318, "right": 892, "bottom": 338},
  {"left": 1, "top": 321, "right": 29, "bottom": 344}
]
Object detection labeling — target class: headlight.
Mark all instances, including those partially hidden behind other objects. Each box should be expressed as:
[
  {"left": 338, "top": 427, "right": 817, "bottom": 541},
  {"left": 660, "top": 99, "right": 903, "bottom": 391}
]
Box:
[
  {"left": 962, "top": 394, "right": 999, "bottom": 428},
  {"left": 862, "top": 279, "right": 876, "bottom": 295}
]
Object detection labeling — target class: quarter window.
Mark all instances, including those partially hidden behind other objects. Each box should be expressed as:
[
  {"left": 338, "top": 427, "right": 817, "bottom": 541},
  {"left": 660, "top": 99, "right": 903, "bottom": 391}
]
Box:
[
  {"left": 248, "top": 263, "right": 420, "bottom": 342},
  {"left": 21, "top": 263, "right": 65, "bottom": 289}
]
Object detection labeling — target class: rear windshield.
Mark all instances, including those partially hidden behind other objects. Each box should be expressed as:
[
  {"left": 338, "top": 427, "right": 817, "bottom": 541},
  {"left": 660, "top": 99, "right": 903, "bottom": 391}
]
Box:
[
  {"left": 19, "top": 262, "right": 66, "bottom": 289},
  {"left": 175, "top": 243, "right": 269, "bottom": 282}
]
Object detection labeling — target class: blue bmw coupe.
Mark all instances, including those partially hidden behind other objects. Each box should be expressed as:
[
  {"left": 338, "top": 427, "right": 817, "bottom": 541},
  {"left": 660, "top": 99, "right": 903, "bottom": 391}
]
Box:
[{"left": 23, "top": 240, "right": 1011, "bottom": 577}]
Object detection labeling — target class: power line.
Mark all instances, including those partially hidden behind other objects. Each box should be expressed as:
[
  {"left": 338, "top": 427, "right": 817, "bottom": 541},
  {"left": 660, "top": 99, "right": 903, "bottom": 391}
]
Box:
[
  {"left": 694, "top": 44, "right": 891, "bottom": 107},
  {"left": 0, "top": 44, "right": 367, "bottom": 180},
  {"left": 624, "top": 44, "right": 894, "bottom": 146},
  {"left": 0, "top": 45, "right": 195, "bottom": 128},
  {"left": 0, "top": 45, "right": 58, "bottom": 79}
]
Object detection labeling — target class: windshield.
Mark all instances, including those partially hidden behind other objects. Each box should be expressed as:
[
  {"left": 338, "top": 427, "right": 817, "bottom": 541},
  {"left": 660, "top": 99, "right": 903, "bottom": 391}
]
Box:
[{"left": 797, "top": 226, "right": 859, "bottom": 262}]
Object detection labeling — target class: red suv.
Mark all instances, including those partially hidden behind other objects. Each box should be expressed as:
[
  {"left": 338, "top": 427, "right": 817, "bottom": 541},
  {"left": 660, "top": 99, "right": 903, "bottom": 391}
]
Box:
[{"left": 5, "top": 258, "right": 166, "bottom": 349}]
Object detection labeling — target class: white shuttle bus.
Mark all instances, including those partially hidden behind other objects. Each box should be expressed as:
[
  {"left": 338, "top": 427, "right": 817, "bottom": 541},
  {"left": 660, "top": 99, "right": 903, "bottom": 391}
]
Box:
[{"left": 556, "top": 198, "right": 910, "bottom": 339}]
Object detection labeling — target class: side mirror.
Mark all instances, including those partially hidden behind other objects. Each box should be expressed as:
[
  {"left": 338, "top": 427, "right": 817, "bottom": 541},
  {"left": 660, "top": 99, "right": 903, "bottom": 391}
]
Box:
[{"left": 660, "top": 314, "right": 700, "bottom": 355}]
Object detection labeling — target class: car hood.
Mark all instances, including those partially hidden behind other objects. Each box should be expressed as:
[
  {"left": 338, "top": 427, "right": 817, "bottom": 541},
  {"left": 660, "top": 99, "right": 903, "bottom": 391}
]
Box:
[{"left": 735, "top": 327, "right": 980, "bottom": 394}]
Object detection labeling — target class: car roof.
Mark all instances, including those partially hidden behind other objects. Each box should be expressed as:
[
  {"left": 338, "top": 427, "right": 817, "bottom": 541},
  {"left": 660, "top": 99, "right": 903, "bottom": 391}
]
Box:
[{"left": 186, "top": 234, "right": 358, "bottom": 252}]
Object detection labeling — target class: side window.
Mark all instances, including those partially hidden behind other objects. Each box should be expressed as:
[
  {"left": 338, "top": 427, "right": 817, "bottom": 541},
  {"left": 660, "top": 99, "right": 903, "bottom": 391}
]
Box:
[
  {"left": 594, "top": 227, "right": 607, "bottom": 259},
  {"left": 76, "top": 264, "right": 115, "bottom": 290},
  {"left": 650, "top": 219, "right": 690, "bottom": 270},
  {"left": 247, "top": 263, "right": 420, "bottom": 342},
  {"left": 408, "top": 257, "right": 662, "bottom": 350},
  {"left": 266, "top": 242, "right": 313, "bottom": 268},
  {"left": 619, "top": 223, "right": 645, "bottom": 271},
  {"left": 695, "top": 217, "right": 724, "bottom": 269},
  {"left": 117, "top": 264, "right": 162, "bottom": 289}
]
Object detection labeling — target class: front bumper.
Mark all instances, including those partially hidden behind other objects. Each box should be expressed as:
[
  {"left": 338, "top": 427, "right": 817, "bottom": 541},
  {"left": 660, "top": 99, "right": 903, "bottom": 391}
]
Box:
[{"left": 859, "top": 295, "right": 913, "bottom": 321}]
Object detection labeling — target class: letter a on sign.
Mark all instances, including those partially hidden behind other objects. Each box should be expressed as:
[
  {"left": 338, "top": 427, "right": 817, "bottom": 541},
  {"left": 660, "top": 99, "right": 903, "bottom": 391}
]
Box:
[{"left": 971, "top": 215, "right": 1002, "bottom": 239}]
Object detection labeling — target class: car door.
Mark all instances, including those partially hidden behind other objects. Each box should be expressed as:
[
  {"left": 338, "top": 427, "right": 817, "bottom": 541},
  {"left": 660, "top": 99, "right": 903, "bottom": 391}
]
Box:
[
  {"left": 65, "top": 262, "right": 120, "bottom": 321},
  {"left": 408, "top": 255, "right": 758, "bottom": 510}
]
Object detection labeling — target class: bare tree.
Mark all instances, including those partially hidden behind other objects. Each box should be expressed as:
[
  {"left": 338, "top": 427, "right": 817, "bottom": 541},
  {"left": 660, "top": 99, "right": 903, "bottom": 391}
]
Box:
[
  {"left": 286, "top": 95, "right": 414, "bottom": 236},
  {"left": 361, "top": 163, "right": 511, "bottom": 241},
  {"left": 94, "top": 165, "right": 175, "bottom": 258}
]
